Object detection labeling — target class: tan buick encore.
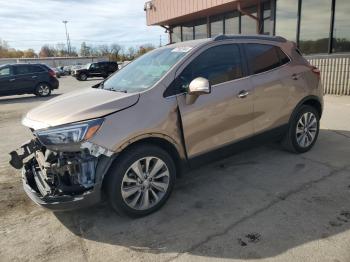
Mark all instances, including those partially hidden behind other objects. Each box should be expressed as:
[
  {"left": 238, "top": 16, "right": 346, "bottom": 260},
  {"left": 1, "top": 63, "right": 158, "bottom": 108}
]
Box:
[{"left": 10, "top": 35, "right": 323, "bottom": 217}]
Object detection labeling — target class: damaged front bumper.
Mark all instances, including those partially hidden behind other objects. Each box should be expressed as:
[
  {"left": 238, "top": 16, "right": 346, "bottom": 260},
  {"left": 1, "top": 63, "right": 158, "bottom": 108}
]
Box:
[{"left": 10, "top": 139, "right": 114, "bottom": 211}]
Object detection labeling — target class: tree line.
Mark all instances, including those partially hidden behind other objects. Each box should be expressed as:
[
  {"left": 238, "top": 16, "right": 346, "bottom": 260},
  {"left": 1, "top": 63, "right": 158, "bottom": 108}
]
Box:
[{"left": 0, "top": 39, "right": 156, "bottom": 61}]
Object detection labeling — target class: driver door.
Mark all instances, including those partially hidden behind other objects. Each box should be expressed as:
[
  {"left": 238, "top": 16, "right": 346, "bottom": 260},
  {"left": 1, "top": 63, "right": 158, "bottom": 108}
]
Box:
[{"left": 175, "top": 44, "right": 254, "bottom": 158}]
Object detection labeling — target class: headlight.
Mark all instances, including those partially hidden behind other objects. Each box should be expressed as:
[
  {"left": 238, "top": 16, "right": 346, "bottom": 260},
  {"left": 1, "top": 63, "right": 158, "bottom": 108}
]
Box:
[{"left": 34, "top": 118, "right": 104, "bottom": 146}]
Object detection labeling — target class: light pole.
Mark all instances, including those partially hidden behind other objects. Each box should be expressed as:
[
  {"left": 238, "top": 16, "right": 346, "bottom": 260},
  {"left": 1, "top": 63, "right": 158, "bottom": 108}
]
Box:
[{"left": 62, "top": 20, "right": 70, "bottom": 55}]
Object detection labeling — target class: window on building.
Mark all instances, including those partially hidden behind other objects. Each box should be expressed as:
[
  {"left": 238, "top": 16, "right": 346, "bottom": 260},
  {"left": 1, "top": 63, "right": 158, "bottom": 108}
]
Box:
[
  {"left": 333, "top": 0, "right": 350, "bottom": 53},
  {"left": 172, "top": 26, "right": 182, "bottom": 43},
  {"left": 210, "top": 15, "right": 224, "bottom": 37},
  {"left": 275, "top": 0, "right": 298, "bottom": 41},
  {"left": 224, "top": 12, "right": 239, "bottom": 34},
  {"left": 182, "top": 23, "right": 194, "bottom": 41},
  {"left": 299, "top": 0, "right": 331, "bottom": 54},
  {"left": 241, "top": 7, "right": 257, "bottom": 34},
  {"left": 262, "top": 2, "right": 272, "bottom": 35},
  {"left": 245, "top": 44, "right": 281, "bottom": 74},
  {"left": 179, "top": 44, "right": 243, "bottom": 87},
  {"left": 194, "top": 19, "right": 208, "bottom": 39}
]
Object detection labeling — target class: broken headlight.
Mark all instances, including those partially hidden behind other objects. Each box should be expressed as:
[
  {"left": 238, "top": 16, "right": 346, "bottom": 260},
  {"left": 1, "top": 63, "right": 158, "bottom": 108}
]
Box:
[{"left": 34, "top": 118, "right": 104, "bottom": 146}]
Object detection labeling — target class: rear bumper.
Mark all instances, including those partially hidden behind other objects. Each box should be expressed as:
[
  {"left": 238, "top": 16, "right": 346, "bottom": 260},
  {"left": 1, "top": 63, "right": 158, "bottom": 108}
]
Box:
[
  {"left": 21, "top": 163, "right": 101, "bottom": 211},
  {"left": 50, "top": 77, "right": 59, "bottom": 89}
]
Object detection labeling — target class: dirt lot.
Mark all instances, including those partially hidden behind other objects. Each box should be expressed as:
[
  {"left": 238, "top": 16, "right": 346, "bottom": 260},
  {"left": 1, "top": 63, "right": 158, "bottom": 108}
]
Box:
[{"left": 0, "top": 76, "right": 350, "bottom": 262}]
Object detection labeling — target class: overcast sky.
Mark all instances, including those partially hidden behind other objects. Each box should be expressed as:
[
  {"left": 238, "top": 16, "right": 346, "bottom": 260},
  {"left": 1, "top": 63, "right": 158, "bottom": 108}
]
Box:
[{"left": 0, "top": 0, "right": 167, "bottom": 51}]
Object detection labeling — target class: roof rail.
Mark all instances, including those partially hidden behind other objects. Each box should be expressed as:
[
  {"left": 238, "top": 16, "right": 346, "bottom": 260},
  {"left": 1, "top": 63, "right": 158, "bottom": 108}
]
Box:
[{"left": 213, "top": 34, "right": 287, "bottom": 43}]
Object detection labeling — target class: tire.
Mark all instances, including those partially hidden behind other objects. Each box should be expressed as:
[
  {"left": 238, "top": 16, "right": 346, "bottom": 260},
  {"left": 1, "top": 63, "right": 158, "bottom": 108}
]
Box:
[
  {"left": 34, "top": 83, "right": 51, "bottom": 97},
  {"left": 79, "top": 73, "right": 88, "bottom": 81},
  {"left": 282, "top": 105, "right": 320, "bottom": 153},
  {"left": 106, "top": 144, "right": 176, "bottom": 217}
]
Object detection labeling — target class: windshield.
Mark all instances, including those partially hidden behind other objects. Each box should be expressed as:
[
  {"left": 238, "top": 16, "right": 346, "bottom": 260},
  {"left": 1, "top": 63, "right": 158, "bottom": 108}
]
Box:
[
  {"left": 85, "top": 63, "right": 91, "bottom": 69},
  {"left": 102, "top": 47, "right": 189, "bottom": 93}
]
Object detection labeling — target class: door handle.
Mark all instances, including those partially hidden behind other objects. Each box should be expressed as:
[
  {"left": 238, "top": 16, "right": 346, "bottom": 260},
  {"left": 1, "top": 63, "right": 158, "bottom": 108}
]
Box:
[
  {"left": 32, "top": 76, "right": 38, "bottom": 79},
  {"left": 291, "top": 73, "right": 299, "bottom": 80},
  {"left": 9, "top": 78, "right": 15, "bottom": 82},
  {"left": 237, "top": 90, "right": 249, "bottom": 98}
]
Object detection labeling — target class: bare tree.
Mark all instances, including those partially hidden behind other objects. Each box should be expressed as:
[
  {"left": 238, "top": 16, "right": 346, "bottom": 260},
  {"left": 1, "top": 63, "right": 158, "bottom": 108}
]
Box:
[
  {"left": 110, "top": 43, "right": 122, "bottom": 61},
  {"left": 98, "top": 45, "right": 110, "bottom": 56}
]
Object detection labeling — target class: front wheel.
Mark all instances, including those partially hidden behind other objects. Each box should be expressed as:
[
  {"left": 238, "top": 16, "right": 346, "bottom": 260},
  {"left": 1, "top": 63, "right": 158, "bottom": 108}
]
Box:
[
  {"left": 79, "top": 73, "right": 88, "bottom": 81},
  {"left": 34, "top": 83, "right": 51, "bottom": 97},
  {"left": 282, "top": 105, "right": 320, "bottom": 153},
  {"left": 106, "top": 144, "right": 176, "bottom": 217}
]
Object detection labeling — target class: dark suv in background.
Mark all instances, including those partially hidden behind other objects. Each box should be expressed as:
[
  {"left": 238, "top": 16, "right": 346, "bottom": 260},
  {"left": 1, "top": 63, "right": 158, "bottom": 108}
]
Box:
[
  {"left": 72, "top": 61, "right": 118, "bottom": 81},
  {"left": 0, "top": 63, "right": 59, "bottom": 97}
]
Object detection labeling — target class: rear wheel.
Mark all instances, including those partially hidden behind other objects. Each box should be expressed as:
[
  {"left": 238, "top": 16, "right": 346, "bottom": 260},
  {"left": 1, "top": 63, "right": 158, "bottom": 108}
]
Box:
[
  {"left": 282, "top": 105, "right": 320, "bottom": 153},
  {"left": 106, "top": 144, "right": 176, "bottom": 217},
  {"left": 34, "top": 83, "right": 51, "bottom": 97}
]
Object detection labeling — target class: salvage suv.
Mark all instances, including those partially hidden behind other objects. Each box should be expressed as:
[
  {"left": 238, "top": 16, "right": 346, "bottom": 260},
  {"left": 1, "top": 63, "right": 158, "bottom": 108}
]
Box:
[{"left": 10, "top": 35, "right": 323, "bottom": 217}]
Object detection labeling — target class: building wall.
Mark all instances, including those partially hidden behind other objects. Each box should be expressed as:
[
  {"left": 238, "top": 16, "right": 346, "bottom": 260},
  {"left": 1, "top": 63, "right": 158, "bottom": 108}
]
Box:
[
  {"left": 146, "top": 0, "right": 350, "bottom": 55},
  {"left": 146, "top": 0, "right": 239, "bottom": 25}
]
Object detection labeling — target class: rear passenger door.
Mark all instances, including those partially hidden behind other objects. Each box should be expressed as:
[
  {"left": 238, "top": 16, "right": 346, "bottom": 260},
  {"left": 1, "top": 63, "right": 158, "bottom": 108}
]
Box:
[
  {"left": 13, "top": 65, "right": 39, "bottom": 93},
  {"left": 244, "top": 43, "right": 291, "bottom": 134},
  {"left": 175, "top": 43, "right": 254, "bottom": 158},
  {"left": 89, "top": 63, "right": 102, "bottom": 76}
]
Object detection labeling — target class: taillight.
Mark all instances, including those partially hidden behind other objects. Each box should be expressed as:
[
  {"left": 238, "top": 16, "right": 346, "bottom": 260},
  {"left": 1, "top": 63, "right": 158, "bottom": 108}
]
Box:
[
  {"left": 49, "top": 69, "right": 56, "bottom": 77},
  {"left": 310, "top": 65, "right": 321, "bottom": 78}
]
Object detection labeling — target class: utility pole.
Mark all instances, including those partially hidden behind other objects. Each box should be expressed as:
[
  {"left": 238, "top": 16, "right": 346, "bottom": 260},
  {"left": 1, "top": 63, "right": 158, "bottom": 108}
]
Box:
[
  {"left": 159, "top": 35, "right": 162, "bottom": 47},
  {"left": 62, "top": 20, "right": 70, "bottom": 56}
]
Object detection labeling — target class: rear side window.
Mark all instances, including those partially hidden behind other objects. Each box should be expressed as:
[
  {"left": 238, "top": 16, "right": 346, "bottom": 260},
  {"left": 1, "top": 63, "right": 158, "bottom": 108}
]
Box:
[
  {"left": 276, "top": 47, "right": 290, "bottom": 65},
  {"left": 245, "top": 44, "right": 285, "bottom": 74},
  {"left": 181, "top": 44, "right": 243, "bottom": 86},
  {"left": 14, "top": 65, "right": 31, "bottom": 75},
  {"left": 0, "top": 66, "right": 11, "bottom": 76},
  {"left": 28, "top": 65, "right": 45, "bottom": 73}
]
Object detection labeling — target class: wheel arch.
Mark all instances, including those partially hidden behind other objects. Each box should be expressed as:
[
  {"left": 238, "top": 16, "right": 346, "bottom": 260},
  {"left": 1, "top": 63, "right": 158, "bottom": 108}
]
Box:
[
  {"left": 102, "top": 135, "right": 186, "bottom": 189},
  {"left": 36, "top": 81, "right": 52, "bottom": 89},
  {"left": 289, "top": 96, "right": 323, "bottom": 124}
]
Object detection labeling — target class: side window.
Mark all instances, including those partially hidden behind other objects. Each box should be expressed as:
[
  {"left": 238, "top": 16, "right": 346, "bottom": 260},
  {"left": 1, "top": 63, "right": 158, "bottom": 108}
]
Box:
[
  {"left": 0, "top": 66, "right": 11, "bottom": 77},
  {"left": 14, "top": 65, "right": 31, "bottom": 75},
  {"left": 181, "top": 44, "right": 243, "bottom": 87},
  {"left": 90, "top": 63, "right": 99, "bottom": 69},
  {"left": 245, "top": 44, "right": 281, "bottom": 74},
  {"left": 28, "top": 65, "right": 45, "bottom": 73},
  {"left": 276, "top": 47, "right": 290, "bottom": 65}
]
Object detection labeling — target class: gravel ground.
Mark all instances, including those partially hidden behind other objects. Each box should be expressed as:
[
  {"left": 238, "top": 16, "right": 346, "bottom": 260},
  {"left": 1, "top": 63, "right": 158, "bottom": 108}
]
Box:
[{"left": 0, "top": 76, "right": 349, "bottom": 262}]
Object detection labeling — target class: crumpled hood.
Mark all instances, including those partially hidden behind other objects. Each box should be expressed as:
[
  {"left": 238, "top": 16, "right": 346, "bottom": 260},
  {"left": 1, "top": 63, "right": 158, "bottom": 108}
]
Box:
[{"left": 23, "top": 87, "right": 139, "bottom": 129}]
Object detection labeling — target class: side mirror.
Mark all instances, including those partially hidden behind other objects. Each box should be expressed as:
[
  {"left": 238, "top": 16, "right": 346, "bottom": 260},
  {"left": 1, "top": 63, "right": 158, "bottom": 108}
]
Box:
[{"left": 186, "top": 77, "right": 211, "bottom": 104}]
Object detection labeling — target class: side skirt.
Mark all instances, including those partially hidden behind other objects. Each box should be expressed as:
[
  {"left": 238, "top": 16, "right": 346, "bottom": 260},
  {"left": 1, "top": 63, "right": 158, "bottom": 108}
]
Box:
[{"left": 187, "top": 124, "right": 288, "bottom": 169}]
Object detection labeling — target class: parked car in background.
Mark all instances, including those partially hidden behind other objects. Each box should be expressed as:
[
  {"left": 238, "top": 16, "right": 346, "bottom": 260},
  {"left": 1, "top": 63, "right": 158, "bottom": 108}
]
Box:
[
  {"left": 0, "top": 63, "right": 59, "bottom": 97},
  {"left": 72, "top": 61, "right": 119, "bottom": 81},
  {"left": 70, "top": 64, "right": 83, "bottom": 74},
  {"left": 9, "top": 35, "right": 323, "bottom": 217},
  {"left": 63, "top": 65, "right": 73, "bottom": 75}
]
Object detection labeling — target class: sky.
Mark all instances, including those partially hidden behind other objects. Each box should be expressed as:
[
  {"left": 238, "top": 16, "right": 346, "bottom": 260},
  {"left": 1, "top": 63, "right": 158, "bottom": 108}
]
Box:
[{"left": 0, "top": 0, "right": 167, "bottom": 52}]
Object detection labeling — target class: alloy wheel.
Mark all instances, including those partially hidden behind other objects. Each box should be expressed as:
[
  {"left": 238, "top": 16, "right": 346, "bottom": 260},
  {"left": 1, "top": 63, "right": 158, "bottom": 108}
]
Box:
[
  {"left": 37, "top": 84, "right": 50, "bottom": 96},
  {"left": 296, "top": 112, "right": 318, "bottom": 148},
  {"left": 121, "top": 156, "right": 170, "bottom": 210}
]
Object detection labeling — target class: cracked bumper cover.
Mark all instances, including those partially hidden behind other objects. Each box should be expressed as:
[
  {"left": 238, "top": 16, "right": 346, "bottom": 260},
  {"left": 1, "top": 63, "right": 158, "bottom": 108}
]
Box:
[
  {"left": 11, "top": 139, "right": 115, "bottom": 211},
  {"left": 21, "top": 166, "right": 102, "bottom": 211}
]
